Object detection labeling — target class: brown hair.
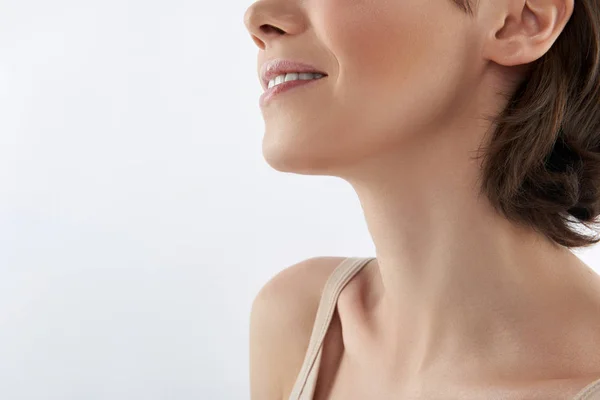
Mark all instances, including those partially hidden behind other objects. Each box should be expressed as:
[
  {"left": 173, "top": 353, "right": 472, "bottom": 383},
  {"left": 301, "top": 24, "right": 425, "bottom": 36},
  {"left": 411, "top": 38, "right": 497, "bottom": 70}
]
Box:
[{"left": 452, "top": 0, "right": 600, "bottom": 248}]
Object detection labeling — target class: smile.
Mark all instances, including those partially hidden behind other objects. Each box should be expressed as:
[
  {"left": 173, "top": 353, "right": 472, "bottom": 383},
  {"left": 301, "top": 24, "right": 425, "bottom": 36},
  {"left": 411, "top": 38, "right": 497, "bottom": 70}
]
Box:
[{"left": 259, "top": 75, "right": 326, "bottom": 107}]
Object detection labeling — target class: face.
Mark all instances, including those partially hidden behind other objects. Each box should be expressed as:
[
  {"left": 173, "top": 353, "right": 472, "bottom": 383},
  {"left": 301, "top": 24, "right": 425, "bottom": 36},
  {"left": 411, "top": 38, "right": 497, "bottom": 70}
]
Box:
[{"left": 244, "top": 0, "right": 483, "bottom": 177}]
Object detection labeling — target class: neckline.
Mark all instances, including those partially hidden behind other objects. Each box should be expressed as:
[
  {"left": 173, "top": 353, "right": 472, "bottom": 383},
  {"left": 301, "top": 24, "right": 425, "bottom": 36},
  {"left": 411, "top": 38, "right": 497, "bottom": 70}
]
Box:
[{"left": 291, "top": 256, "right": 600, "bottom": 400}]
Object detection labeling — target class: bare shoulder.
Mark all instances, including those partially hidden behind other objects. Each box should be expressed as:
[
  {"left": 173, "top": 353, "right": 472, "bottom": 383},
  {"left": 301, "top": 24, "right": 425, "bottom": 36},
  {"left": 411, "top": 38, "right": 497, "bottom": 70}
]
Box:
[{"left": 249, "top": 256, "right": 347, "bottom": 400}]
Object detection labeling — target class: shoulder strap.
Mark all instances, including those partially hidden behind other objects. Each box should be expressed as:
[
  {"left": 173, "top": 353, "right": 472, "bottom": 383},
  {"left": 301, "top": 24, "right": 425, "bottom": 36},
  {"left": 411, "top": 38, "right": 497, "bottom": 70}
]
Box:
[
  {"left": 573, "top": 377, "right": 600, "bottom": 400},
  {"left": 286, "top": 256, "right": 600, "bottom": 400},
  {"left": 288, "top": 257, "right": 375, "bottom": 400}
]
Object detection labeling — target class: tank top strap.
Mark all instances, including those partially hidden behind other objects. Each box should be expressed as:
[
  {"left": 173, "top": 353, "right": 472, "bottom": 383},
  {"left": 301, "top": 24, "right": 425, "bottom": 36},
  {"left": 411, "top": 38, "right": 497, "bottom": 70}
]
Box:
[
  {"left": 288, "top": 256, "right": 376, "bottom": 400},
  {"left": 573, "top": 377, "right": 600, "bottom": 400},
  {"left": 286, "top": 256, "right": 600, "bottom": 400}
]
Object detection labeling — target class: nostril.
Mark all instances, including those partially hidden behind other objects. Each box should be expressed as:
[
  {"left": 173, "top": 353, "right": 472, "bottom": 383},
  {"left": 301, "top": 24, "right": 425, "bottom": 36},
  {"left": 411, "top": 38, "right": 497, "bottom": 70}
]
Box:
[{"left": 260, "top": 24, "right": 285, "bottom": 35}]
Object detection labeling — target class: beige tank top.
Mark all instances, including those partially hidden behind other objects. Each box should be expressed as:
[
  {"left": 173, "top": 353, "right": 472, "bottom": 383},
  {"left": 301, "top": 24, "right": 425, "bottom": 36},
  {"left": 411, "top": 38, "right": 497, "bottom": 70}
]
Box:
[{"left": 287, "top": 257, "right": 600, "bottom": 400}]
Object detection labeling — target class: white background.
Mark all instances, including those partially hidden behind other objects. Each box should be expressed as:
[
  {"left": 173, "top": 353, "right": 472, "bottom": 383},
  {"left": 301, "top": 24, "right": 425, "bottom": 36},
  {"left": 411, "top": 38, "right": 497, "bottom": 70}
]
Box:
[{"left": 1, "top": 1, "right": 598, "bottom": 399}]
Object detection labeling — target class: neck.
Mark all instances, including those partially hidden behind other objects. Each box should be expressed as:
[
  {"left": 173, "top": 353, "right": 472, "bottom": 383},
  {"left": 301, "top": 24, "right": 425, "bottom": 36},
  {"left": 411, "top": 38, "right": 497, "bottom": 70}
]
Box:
[{"left": 339, "top": 128, "right": 596, "bottom": 384}]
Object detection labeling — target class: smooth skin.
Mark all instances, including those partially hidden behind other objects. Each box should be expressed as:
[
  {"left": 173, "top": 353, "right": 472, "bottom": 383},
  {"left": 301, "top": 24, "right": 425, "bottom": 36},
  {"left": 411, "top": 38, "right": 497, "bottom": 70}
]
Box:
[{"left": 244, "top": 0, "right": 600, "bottom": 398}]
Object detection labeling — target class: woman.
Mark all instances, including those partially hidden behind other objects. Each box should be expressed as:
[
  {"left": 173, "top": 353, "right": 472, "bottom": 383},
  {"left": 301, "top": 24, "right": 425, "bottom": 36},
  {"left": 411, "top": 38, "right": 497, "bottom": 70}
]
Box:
[{"left": 243, "top": 0, "right": 600, "bottom": 398}]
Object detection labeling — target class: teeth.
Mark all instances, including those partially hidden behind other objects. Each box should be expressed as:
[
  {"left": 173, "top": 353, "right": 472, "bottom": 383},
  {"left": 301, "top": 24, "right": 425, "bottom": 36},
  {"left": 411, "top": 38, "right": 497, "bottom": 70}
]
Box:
[
  {"left": 284, "top": 72, "right": 299, "bottom": 82},
  {"left": 267, "top": 72, "right": 324, "bottom": 89}
]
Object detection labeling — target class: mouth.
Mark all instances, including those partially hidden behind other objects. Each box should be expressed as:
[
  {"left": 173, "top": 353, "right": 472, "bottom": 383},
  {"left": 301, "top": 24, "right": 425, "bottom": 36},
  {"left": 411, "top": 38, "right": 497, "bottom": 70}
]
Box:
[
  {"left": 259, "top": 74, "right": 327, "bottom": 107},
  {"left": 265, "top": 71, "right": 326, "bottom": 90},
  {"left": 260, "top": 58, "right": 328, "bottom": 91}
]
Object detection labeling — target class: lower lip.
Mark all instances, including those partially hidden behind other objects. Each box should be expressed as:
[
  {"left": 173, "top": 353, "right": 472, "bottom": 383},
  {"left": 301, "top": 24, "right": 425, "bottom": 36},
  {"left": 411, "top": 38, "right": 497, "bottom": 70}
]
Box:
[{"left": 259, "top": 77, "right": 326, "bottom": 107}]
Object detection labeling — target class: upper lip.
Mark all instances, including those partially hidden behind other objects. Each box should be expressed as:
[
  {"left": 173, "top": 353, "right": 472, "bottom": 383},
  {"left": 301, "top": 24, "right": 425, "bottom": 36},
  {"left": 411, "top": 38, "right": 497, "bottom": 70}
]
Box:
[{"left": 260, "top": 59, "right": 328, "bottom": 90}]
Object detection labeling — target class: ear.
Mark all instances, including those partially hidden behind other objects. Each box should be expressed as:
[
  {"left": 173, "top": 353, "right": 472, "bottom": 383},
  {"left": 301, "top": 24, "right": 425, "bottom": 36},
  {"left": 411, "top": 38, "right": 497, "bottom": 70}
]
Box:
[{"left": 481, "top": 0, "right": 574, "bottom": 67}]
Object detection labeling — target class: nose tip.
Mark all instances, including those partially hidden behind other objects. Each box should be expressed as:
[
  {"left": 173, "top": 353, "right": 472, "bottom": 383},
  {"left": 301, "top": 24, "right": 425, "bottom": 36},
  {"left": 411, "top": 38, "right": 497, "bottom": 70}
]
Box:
[
  {"left": 243, "top": 0, "right": 304, "bottom": 50},
  {"left": 242, "top": 6, "right": 253, "bottom": 34},
  {"left": 243, "top": 5, "right": 254, "bottom": 31},
  {"left": 243, "top": 6, "right": 266, "bottom": 49}
]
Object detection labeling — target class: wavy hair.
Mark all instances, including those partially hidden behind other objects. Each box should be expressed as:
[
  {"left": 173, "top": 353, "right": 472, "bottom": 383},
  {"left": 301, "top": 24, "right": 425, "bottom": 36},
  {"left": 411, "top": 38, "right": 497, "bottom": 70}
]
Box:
[{"left": 451, "top": 0, "right": 600, "bottom": 248}]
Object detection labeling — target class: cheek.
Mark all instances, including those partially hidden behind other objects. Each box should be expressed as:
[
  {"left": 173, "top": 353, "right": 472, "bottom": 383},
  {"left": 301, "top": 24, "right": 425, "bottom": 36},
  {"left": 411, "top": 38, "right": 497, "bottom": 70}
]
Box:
[
  {"left": 317, "top": 0, "right": 467, "bottom": 147},
  {"left": 320, "top": 0, "right": 433, "bottom": 92}
]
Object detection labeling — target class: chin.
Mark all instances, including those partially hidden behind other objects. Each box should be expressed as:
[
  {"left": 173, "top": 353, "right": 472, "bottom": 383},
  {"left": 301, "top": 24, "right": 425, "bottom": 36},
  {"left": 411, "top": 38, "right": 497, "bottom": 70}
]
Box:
[{"left": 261, "top": 138, "right": 339, "bottom": 176}]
